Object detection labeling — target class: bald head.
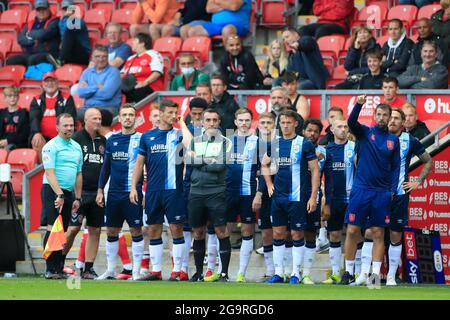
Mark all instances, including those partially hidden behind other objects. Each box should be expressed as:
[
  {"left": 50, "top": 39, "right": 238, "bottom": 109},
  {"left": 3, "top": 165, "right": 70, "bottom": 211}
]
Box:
[{"left": 84, "top": 108, "right": 102, "bottom": 133}]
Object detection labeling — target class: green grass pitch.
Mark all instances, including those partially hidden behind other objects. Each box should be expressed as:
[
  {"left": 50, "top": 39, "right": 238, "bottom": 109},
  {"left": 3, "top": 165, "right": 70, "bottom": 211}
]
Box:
[{"left": 0, "top": 277, "right": 449, "bottom": 300}]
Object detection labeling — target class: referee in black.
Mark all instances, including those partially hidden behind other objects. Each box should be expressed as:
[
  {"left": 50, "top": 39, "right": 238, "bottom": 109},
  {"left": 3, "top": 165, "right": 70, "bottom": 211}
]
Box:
[
  {"left": 41, "top": 113, "right": 83, "bottom": 279},
  {"left": 186, "top": 108, "right": 233, "bottom": 282}
]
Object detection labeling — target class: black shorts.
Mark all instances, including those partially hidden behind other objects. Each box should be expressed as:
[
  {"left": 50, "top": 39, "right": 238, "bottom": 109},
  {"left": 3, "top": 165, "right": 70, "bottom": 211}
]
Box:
[
  {"left": 41, "top": 184, "right": 74, "bottom": 231},
  {"left": 188, "top": 192, "right": 227, "bottom": 228},
  {"left": 389, "top": 194, "right": 409, "bottom": 232},
  {"left": 258, "top": 195, "right": 272, "bottom": 230},
  {"left": 327, "top": 200, "right": 347, "bottom": 232},
  {"left": 226, "top": 192, "right": 255, "bottom": 224},
  {"left": 305, "top": 199, "right": 321, "bottom": 233},
  {"left": 69, "top": 192, "right": 104, "bottom": 228}
]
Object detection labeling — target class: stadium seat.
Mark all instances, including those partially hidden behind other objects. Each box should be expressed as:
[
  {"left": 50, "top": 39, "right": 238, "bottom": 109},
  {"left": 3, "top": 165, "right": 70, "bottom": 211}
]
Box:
[
  {"left": 259, "top": 0, "right": 297, "bottom": 28},
  {"left": 7, "top": 1, "right": 32, "bottom": 12},
  {"left": 7, "top": 148, "right": 38, "bottom": 195},
  {"left": 179, "top": 36, "right": 211, "bottom": 66},
  {"left": 161, "top": 55, "right": 172, "bottom": 90},
  {"left": 0, "top": 149, "right": 8, "bottom": 163},
  {"left": 327, "top": 65, "right": 347, "bottom": 88},
  {"left": 0, "top": 9, "right": 27, "bottom": 36},
  {"left": 111, "top": 8, "right": 134, "bottom": 29},
  {"left": 381, "top": 5, "right": 418, "bottom": 34},
  {"left": 376, "top": 34, "right": 389, "bottom": 47},
  {"left": 55, "top": 64, "right": 84, "bottom": 88},
  {"left": 90, "top": 0, "right": 116, "bottom": 11},
  {"left": 119, "top": 0, "right": 137, "bottom": 10},
  {"left": 352, "top": 4, "right": 388, "bottom": 35},
  {"left": 0, "top": 88, "right": 5, "bottom": 107},
  {"left": 0, "top": 38, "right": 12, "bottom": 64},
  {"left": 417, "top": 4, "right": 442, "bottom": 20},
  {"left": 0, "top": 65, "right": 26, "bottom": 86},
  {"left": 72, "top": 93, "right": 85, "bottom": 109},
  {"left": 85, "top": 8, "right": 111, "bottom": 35},
  {"left": 18, "top": 88, "right": 42, "bottom": 111},
  {"left": 317, "top": 35, "right": 346, "bottom": 67},
  {"left": 152, "top": 37, "right": 183, "bottom": 61},
  {"left": 7, "top": 39, "right": 22, "bottom": 59}
]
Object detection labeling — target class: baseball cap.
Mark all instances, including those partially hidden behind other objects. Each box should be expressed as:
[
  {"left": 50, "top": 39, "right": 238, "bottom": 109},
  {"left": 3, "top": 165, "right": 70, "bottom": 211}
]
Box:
[
  {"left": 61, "top": 0, "right": 74, "bottom": 9},
  {"left": 42, "top": 71, "right": 57, "bottom": 81},
  {"left": 35, "top": 0, "right": 49, "bottom": 9}
]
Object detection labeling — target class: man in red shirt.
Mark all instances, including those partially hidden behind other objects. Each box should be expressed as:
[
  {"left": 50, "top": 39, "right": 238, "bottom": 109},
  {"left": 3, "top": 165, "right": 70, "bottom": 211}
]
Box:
[
  {"left": 381, "top": 77, "right": 405, "bottom": 109},
  {"left": 29, "top": 72, "right": 77, "bottom": 162}
]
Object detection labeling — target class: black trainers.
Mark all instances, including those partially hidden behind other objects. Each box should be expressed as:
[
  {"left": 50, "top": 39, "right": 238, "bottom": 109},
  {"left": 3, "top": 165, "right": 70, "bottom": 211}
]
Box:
[
  {"left": 190, "top": 272, "right": 204, "bottom": 282},
  {"left": 218, "top": 273, "right": 229, "bottom": 282},
  {"left": 82, "top": 268, "right": 98, "bottom": 280},
  {"left": 44, "top": 271, "right": 62, "bottom": 280},
  {"left": 340, "top": 271, "right": 355, "bottom": 285}
]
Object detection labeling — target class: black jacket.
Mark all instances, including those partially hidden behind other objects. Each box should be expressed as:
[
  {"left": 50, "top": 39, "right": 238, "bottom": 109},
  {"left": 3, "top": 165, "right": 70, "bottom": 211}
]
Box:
[
  {"left": 345, "top": 38, "right": 381, "bottom": 75},
  {"left": 319, "top": 125, "right": 334, "bottom": 146},
  {"left": 72, "top": 129, "right": 106, "bottom": 192},
  {"left": 381, "top": 36, "right": 414, "bottom": 76},
  {"left": 357, "top": 72, "right": 386, "bottom": 89},
  {"left": 0, "top": 108, "right": 30, "bottom": 148},
  {"left": 180, "top": 0, "right": 211, "bottom": 25},
  {"left": 210, "top": 91, "right": 240, "bottom": 133},
  {"left": 410, "top": 33, "right": 449, "bottom": 66},
  {"left": 431, "top": 9, "right": 450, "bottom": 50},
  {"left": 18, "top": 15, "right": 60, "bottom": 57},
  {"left": 405, "top": 120, "right": 432, "bottom": 148},
  {"left": 219, "top": 49, "right": 264, "bottom": 90},
  {"left": 29, "top": 91, "right": 77, "bottom": 138}
]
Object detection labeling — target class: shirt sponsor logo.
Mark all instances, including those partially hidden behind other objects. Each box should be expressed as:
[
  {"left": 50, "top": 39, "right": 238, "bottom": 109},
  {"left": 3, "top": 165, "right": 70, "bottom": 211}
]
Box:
[{"left": 112, "top": 151, "right": 129, "bottom": 160}]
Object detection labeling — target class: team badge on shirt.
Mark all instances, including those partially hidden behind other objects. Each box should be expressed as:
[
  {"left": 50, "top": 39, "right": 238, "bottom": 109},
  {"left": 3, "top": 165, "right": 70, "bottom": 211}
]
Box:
[
  {"left": 387, "top": 140, "right": 394, "bottom": 150},
  {"left": 401, "top": 142, "right": 407, "bottom": 150},
  {"left": 349, "top": 213, "right": 356, "bottom": 222},
  {"left": 293, "top": 145, "right": 300, "bottom": 153},
  {"left": 346, "top": 149, "right": 353, "bottom": 158},
  {"left": 371, "top": 134, "right": 375, "bottom": 141}
]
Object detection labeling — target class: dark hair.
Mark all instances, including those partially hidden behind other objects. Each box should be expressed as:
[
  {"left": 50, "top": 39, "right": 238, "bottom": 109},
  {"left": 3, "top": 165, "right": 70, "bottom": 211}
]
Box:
[
  {"left": 56, "top": 113, "right": 74, "bottom": 125},
  {"left": 366, "top": 48, "right": 383, "bottom": 61},
  {"left": 211, "top": 72, "right": 227, "bottom": 86},
  {"left": 391, "top": 108, "right": 406, "bottom": 121},
  {"left": 279, "top": 109, "right": 298, "bottom": 121},
  {"left": 100, "top": 109, "right": 113, "bottom": 127},
  {"left": 160, "top": 99, "right": 179, "bottom": 111},
  {"left": 282, "top": 71, "right": 298, "bottom": 84},
  {"left": 303, "top": 118, "right": 323, "bottom": 132},
  {"left": 328, "top": 106, "right": 344, "bottom": 114},
  {"left": 389, "top": 18, "right": 403, "bottom": 30},
  {"left": 135, "top": 33, "right": 152, "bottom": 50},
  {"left": 189, "top": 97, "right": 208, "bottom": 110},
  {"left": 375, "top": 103, "right": 392, "bottom": 116},
  {"left": 202, "top": 108, "right": 221, "bottom": 120},
  {"left": 382, "top": 77, "right": 399, "bottom": 87},
  {"left": 93, "top": 44, "right": 108, "bottom": 54},
  {"left": 235, "top": 107, "right": 253, "bottom": 119}
]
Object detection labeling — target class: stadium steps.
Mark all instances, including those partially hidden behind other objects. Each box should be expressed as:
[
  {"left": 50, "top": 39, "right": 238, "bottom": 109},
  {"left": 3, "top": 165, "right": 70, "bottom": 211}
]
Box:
[{"left": 18, "top": 229, "right": 337, "bottom": 283}]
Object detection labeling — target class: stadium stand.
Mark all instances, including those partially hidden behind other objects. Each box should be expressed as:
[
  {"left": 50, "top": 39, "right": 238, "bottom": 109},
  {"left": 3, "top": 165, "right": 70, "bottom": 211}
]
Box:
[
  {"left": 0, "top": 148, "right": 7, "bottom": 163},
  {"left": 6, "top": 148, "right": 38, "bottom": 196},
  {"left": 0, "top": 65, "right": 25, "bottom": 86}
]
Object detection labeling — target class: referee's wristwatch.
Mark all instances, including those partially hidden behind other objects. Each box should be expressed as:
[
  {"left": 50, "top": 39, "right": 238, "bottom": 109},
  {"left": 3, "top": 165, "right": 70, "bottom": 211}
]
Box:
[
  {"left": 57, "top": 194, "right": 64, "bottom": 199},
  {"left": 75, "top": 198, "right": 81, "bottom": 202}
]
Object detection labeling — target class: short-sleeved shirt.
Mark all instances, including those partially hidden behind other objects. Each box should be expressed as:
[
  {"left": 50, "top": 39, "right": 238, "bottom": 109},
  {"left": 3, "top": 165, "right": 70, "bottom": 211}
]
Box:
[
  {"left": 121, "top": 50, "right": 164, "bottom": 91},
  {"left": 212, "top": 0, "right": 251, "bottom": 31},
  {"left": 107, "top": 42, "right": 133, "bottom": 69},
  {"left": 138, "top": 128, "right": 184, "bottom": 192},
  {"left": 42, "top": 135, "right": 83, "bottom": 192},
  {"left": 267, "top": 135, "right": 317, "bottom": 202}
]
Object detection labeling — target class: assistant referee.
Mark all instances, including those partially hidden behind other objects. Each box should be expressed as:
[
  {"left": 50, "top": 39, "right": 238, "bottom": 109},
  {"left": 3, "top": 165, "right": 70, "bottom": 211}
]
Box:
[{"left": 41, "top": 113, "right": 83, "bottom": 279}]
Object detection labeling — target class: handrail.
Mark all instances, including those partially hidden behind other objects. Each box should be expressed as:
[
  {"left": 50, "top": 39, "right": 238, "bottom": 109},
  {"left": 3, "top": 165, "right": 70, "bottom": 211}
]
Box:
[{"left": 420, "top": 120, "right": 450, "bottom": 147}]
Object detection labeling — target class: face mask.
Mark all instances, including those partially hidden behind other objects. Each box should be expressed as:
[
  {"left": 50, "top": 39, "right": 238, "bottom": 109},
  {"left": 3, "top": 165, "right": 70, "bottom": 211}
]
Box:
[{"left": 181, "top": 67, "right": 195, "bottom": 76}]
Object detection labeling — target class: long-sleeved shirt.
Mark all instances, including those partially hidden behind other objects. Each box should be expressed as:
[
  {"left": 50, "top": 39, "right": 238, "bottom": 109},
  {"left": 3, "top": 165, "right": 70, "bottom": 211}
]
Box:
[
  {"left": 397, "top": 62, "right": 448, "bottom": 89},
  {"left": 0, "top": 108, "right": 30, "bottom": 148},
  {"left": 348, "top": 102, "right": 400, "bottom": 193},
  {"left": 78, "top": 65, "right": 122, "bottom": 109}
]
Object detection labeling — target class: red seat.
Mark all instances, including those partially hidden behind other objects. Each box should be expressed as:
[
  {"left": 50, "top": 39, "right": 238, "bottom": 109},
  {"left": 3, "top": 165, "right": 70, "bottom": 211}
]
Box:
[
  {"left": 7, "top": 148, "right": 38, "bottom": 195},
  {"left": 7, "top": 1, "right": 32, "bottom": 12},
  {"left": 327, "top": 64, "right": 348, "bottom": 89},
  {"left": 0, "top": 38, "right": 12, "bottom": 63},
  {"left": 260, "top": 0, "right": 295, "bottom": 28},
  {"left": 90, "top": 0, "right": 116, "bottom": 11},
  {"left": 161, "top": 55, "right": 172, "bottom": 90},
  {"left": 0, "top": 149, "right": 8, "bottom": 163},
  {"left": 85, "top": 8, "right": 111, "bottom": 34},
  {"left": 72, "top": 93, "right": 85, "bottom": 109},
  {"left": 18, "top": 88, "right": 42, "bottom": 111},
  {"left": 376, "top": 34, "right": 389, "bottom": 47},
  {"left": 417, "top": 4, "right": 442, "bottom": 20},
  {"left": 0, "top": 65, "right": 26, "bottom": 86},
  {"left": 179, "top": 36, "right": 211, "bottom": 66},
  {"left": 0, "top": 9, "right": 27, "bottom": 30},
  {"left": 55, "top": 64, "right": 84, "bottom": 88},
  {"left": 118, "top": 0, "right": 137, "bottom": 10},
  {"left": 382, "top": 5, "right": 418, "bottom": 31},
  {"left": 317, "top": 35, "right": 346, "bottom": 67},
  {"left": 153, "top": 37, "right": 182, "bottom": 61},
  {"left": 111, "top": 8, "right": 134, "bottom": 29},
  {"left": 6, "top": 39, "right": 23, "bottom": 59}
]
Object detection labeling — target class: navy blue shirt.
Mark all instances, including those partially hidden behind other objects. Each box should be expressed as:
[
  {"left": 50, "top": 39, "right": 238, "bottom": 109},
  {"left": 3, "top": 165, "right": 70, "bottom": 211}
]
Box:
[
  {"left": 396, "top": 132, "right": 426, "bottom": 196},
  {"left": 324, "top": 140, "right": 357, "bottom": 204},
  {"left": 138, "top": 128, "right": 184, "bottom": 192},
  {"left": 267, "top": 135, "right": 316, "bottom": 201},
  {"left": 99, "top": 132, "right": 143, "bottom": 193},
  {"left": 348, "top": 103, "right": 401, "bottom": 193}
]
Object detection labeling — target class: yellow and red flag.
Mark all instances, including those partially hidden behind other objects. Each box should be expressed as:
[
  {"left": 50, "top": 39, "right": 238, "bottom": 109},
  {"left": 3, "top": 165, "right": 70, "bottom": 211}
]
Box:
[{"left": 43, "top": 214, "right": 67, "bottom": 260}]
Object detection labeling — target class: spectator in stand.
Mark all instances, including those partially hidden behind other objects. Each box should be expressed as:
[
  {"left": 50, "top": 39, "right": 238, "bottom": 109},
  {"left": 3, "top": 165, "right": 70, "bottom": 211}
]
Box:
[
  {"left": 381, "top": 77, "right": 405, "bottom": 108},
  {"left": 210, "top": 73, "right": 240, "bottom": 133},
  {"left": 280, "top": 27, "right": 329, "bottom": 89},
  {"left": 269, "top": 86, "right": 304, "bottom": 136},
  {"left": 0, "top": 86, "right": 30, "bottom": 150},
  {"left": 402, "top": 103, "right": 432, "bottom": 146},
  {"left": 430, "top": 0, "right": 450, "bottom": 51},
  {"left": 121, "top": 33, "right": 164, "bottom": 103},
  {"left": 398, "top": 41, "right": 448, "bottom": 89},
  {"left": 344, "top": 24, "right": 381, "bottom": 77},
  {"left": 262, "top": 39, "right": 288, "bottom": 88},
  {"left": 180, "top": 0, "right": 252, "bottom": 40},
  {"left": 6, "top": 0, "right": 60, "bottom": 67},
  {"left": 299, "top": 0, "right": 354, "bottom": 39},
  {"left": 410, "top": 18, "right": 449, "bottom": 66},
  {"left": 195, "top": 81, "right": 213, "bottom": 105},
  {"left": 30, "top": 72, "right": 76, "bottom": 162},
  {"left": 281, "top": 71, "right": 310, "bottom": 120},
  {"left": 175, "top": 0, "right": 211, "bottom": 38},
  {"left": 219, "top": 35, "right": 263, "bottom": 90},
  {"left": 381, "top": 19, "right": 414, "bottom": 77},
  {"left": 171, "top": 53, "right": 210, "bottom": 91},
  {"left": 130, "top": 0, "right": 179, "bottom": 39},
  {"left": 105, "top": 22, "right": 133, "bottom": 70},
  {"left": 77, "top": 45, "right": 122, "bottom": 120},
  {"left": 51, "top": 0, "right": 91, "bottom": 67},
  {"left": 337, "top": 49, "right": 386, "bottom": 90},
  {"left": 399, "top": 0, "right": 437, "bottom": 8},
  {"left": 318, "top": 106, "right": 344, "bottom": 146}
]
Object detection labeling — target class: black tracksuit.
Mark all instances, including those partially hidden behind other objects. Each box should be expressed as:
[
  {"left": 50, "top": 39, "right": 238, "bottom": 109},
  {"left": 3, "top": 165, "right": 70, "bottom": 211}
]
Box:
[{"left": 219, "top": 49, "right": 264, "bottom": 90}]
